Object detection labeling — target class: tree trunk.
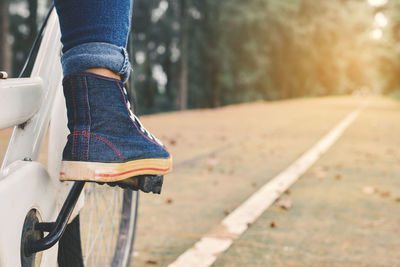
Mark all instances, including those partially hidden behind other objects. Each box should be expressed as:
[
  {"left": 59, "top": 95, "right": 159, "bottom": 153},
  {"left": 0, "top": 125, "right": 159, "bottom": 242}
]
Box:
[
  {"left": 28, "top": 0, "right": 38, "bottom": 42},
  {"left": 0, "top": 0, "right": 11, "bottom": 73},
  {"left": 178, "top": 35, "right": 188, "bottom": 110},
  {"left": 206, "top": 3, "right": 220, "bottom": 108},
  {"left": 177, "top": 0, "right": 188, "bottom": 110},
  {"left": 162, "top": 37, "right": 175, "bottom": 110}
]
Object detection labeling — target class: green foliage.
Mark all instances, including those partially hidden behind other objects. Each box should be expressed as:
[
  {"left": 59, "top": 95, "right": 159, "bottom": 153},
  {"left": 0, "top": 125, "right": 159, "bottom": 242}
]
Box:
[
  {"left": 132, "top": 0, "right": 400, "bottom": 114},
  {"left": 6, "top": 0, "right": 400, "bottom": 113},
  {"left": 388, "top": 89, "right": 400, "bottom": 101},
  {"left": 8, "top": 0, "right": 50, "bottom": 76}
]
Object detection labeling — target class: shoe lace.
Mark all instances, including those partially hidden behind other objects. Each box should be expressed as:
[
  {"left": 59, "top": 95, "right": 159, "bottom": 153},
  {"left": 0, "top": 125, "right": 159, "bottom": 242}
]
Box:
[{"left": 123, "top": 87, "right": 164, "bottom": 146}]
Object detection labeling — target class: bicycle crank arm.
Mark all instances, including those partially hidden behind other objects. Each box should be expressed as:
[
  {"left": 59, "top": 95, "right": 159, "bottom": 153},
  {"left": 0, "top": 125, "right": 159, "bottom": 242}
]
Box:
[{"left": 23, "top": 181, "right": 85, "bottom": 256}]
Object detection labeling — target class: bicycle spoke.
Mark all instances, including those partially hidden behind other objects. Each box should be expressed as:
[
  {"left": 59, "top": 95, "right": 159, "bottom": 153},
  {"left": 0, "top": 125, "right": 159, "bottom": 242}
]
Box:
[
  {"left": 78, "top": 183, "right": 135, "bottom": 267},
  {"left": 106, "top": 191, "right": 119, "bottom": 256}
]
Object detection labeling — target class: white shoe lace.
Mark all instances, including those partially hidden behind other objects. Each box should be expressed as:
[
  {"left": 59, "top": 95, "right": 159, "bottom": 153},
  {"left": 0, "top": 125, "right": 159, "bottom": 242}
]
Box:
[{"left": 123, "top": 87, "right": 164, "bottom": 147}]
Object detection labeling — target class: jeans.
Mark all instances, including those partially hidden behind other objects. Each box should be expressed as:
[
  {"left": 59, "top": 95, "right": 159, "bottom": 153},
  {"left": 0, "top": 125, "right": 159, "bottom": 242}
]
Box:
[{"left": 54, "top": 0, "right": 133, "bottom": 82}]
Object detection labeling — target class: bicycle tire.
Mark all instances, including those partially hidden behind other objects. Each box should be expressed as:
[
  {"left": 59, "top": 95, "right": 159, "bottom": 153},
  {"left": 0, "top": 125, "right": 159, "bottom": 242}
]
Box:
[{"left": 58, "top": 186, "right": 139, "bottom": 267}]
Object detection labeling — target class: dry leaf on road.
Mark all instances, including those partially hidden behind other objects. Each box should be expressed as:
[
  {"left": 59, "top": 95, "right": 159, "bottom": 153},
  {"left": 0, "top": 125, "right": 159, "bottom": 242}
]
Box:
[{"left": 275, "top": 198, "right": 292, "bottom": 210}]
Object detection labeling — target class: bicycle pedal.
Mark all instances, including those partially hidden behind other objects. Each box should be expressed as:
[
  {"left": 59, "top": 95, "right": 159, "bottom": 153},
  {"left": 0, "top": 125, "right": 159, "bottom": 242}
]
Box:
[{"left": 99, "top": 175, "right": 164, "bottom": 194}]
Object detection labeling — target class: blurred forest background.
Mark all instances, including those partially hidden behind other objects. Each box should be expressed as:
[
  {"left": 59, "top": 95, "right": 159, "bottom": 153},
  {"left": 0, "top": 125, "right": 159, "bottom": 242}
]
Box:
[{"left": 1, "top": 0, "right": 400, "bottom": 114}]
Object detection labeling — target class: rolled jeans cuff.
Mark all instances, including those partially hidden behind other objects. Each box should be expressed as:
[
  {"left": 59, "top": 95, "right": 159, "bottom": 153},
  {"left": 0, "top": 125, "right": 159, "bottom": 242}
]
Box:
[{"left": 61, "top": 42, "right": 131, "bottom": 83}]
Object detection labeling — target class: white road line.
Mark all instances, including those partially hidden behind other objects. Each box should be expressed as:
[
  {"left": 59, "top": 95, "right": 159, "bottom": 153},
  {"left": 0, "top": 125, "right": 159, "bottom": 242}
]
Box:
[{"left": 169, "top": 108, "right": 363, "bottom": 267}]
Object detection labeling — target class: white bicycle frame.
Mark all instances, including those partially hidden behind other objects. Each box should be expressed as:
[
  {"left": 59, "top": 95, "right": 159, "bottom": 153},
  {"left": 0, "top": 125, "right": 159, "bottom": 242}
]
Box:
[{"left": 0, "top": 10, "right": 84, "bottom": 267}]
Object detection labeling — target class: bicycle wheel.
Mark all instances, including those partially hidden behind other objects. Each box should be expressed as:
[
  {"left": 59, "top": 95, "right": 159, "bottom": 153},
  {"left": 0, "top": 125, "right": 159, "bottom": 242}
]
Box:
[{"left": 58, "top": 185, "right": 139, "bottom": 267}]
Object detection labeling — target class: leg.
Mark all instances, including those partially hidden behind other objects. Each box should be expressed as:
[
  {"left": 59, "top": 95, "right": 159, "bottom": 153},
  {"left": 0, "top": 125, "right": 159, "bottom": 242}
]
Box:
[{"left": 54, "top": 0, "right": 132, "bottom": 81}]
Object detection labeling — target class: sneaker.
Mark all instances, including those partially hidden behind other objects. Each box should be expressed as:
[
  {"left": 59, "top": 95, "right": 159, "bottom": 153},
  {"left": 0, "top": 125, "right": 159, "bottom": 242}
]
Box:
[{"left": 59, "top": 72, "right": 172, "bottom": 184}]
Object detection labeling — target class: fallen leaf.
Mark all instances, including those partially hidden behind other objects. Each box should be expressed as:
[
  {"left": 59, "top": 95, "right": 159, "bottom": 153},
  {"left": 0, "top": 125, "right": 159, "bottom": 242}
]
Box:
[
  {"left": 380, "top": 191, "right": 391, "bottom": 198},
  {"left": 206, "top": 157, "right": 220, "bottom": 172},
  {"left": 166, "top": 198, "right": 173, "bottom": 204},
  {"left": 275, "top": 199, "right": 292, "bottom": 210},
  {"left": 145, "top": 259, "right": 158, "bottom": 265},
  {"left": 270, "top": 221, "right": 278, "bottom": 228},
  {"left": 224, "top": 210, "right": 231, "bottom": 215},
  {"left": 169, "top": 139, "right": 177, "bottom": 146}
]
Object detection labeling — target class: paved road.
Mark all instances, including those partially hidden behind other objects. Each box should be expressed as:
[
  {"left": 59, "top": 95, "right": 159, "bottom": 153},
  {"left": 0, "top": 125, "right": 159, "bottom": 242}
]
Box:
[
  {"left": 130, "top": 96, "right": 400, "bottom": 266},
  {"left": 213, "top": 97, "right": 400, "bottom": 266},
  {"left": 1, "top": 95, "right": 398, "bottom": 266}
]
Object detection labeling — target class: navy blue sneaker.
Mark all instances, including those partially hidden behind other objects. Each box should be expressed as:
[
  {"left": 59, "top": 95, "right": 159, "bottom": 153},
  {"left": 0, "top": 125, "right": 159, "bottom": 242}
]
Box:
[{"left": 59, "top": 72, "right": 172, "bottom": 183}]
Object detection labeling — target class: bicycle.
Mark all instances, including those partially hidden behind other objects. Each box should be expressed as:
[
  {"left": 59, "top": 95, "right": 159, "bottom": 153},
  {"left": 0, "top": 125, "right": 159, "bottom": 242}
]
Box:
[{"left": 0, "top": 6, "right": 162, "bottom": 267}]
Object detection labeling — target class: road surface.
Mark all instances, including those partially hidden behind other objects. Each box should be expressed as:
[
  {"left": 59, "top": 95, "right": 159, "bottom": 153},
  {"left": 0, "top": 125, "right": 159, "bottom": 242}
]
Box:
[{"left": 1, "top": 95, "right": 399, "bottom": 266}]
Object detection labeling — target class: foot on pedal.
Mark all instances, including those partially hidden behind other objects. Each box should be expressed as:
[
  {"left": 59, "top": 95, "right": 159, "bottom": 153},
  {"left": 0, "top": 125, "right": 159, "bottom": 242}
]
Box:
[
  {"left": 59, "top": 73, "right": 172, "bottom": 185},
  {"left": 104, "top": 175, "right": 164, "bottom": 194}
]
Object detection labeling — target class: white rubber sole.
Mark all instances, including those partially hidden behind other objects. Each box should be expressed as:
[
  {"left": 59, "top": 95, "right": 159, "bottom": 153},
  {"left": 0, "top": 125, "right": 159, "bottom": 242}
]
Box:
[{"left": 60, "top": 157, "right": 172, "bottom": 182}]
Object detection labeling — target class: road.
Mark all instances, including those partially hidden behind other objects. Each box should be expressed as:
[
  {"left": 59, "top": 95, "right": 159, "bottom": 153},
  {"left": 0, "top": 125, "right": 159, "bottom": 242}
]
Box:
[
  {"left": 133, "top": 96, "right": 400, "bottom": 266},
  {"left": 1, "top": 95, "right": 399, "bottom": 266}
]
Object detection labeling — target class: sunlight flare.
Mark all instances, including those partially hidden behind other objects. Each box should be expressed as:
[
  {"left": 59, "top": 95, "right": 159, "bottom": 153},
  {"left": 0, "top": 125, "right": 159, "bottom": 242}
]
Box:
[
  {"left": 367, "top": 0, "right": 388, "bottom": 7},
  {"left": 375, "top": 12, "right": 388, "bottom": 27},
  {"left": 371, "top": 28, "right": 383, "bottom": 40}
]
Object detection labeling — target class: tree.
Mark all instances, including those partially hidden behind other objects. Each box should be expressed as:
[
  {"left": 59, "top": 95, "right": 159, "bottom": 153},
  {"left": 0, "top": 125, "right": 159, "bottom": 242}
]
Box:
[
  {"left": 177, "top": 0, "right": 188, "bottom": 110},
  {"left": 0, "top": 0, "right": 11, "bottom": 73},
  {"left": 131, "top": 0, "right": 393, "bottom": 114}
]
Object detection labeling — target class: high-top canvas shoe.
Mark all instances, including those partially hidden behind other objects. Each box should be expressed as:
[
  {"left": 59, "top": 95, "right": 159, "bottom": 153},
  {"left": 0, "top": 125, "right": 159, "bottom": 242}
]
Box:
[{"left": 60, "top": 72, "right": 172, "bottom": 184}]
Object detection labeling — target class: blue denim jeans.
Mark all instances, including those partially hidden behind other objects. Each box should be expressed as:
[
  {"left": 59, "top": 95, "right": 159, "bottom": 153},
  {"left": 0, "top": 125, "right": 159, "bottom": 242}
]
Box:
[{"left": 54, "top": 0, "right": 133, "bottom": 82}]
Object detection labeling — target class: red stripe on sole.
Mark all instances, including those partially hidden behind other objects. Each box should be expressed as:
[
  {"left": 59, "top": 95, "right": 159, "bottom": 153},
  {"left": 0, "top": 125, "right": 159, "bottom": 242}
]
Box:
[
  {"left": 96, "top": 167, "right": 170, "bottom": 178},
  {"left": 59, "top": 168, "right": 169, "bottom": 178}
]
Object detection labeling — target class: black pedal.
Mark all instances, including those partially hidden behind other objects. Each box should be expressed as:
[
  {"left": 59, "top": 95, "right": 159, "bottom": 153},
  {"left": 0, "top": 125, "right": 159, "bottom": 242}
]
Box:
[{"left": 105, "top": 175, "right": 164, "bottom": 194}]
